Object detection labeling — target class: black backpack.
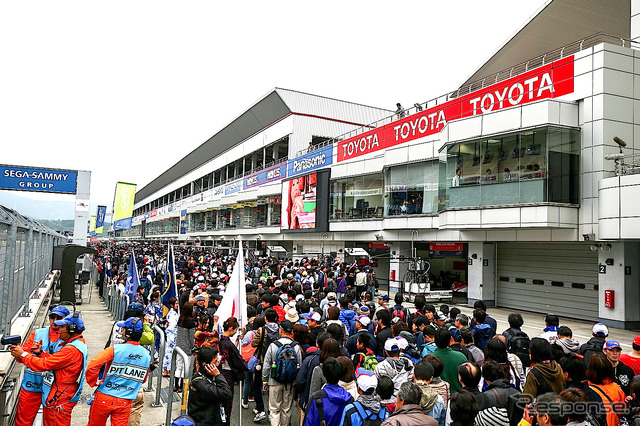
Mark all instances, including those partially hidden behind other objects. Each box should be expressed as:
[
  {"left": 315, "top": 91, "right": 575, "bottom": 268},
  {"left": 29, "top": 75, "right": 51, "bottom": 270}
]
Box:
[
  {"left": 352, "top": 401, "right": 386, "bottom": 426},
  {"left": 507, "top": 330, "right": 531, "bottom": 366}
]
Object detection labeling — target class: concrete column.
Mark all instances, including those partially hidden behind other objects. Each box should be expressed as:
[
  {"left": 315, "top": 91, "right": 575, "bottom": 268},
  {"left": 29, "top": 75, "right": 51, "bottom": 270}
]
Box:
[
  {"left": 633, "top": 0, "right": 640, "bottom": 43},
  {"left": 389, "top": 241, "right": 411, "bottom": 294},
  {"left": 467, "top": 242, "right": 496, "bottom": 307},
  {"left": 73, "top": 170, "right": 91, "bottom": 246},
  {"left": 598, "top": 242, "right": 640, "bottom": 329}
]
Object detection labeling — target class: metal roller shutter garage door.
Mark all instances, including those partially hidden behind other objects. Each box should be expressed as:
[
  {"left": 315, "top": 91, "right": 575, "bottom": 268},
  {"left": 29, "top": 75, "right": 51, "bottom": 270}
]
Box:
[{"left": 496, "top": 242, "right": 599, "bottom": 321}]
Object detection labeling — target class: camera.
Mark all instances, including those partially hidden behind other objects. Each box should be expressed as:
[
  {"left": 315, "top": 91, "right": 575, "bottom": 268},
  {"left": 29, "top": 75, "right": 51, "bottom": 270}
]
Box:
[{"left": 1, "top": 335, "right": 21, "bottom": 346}]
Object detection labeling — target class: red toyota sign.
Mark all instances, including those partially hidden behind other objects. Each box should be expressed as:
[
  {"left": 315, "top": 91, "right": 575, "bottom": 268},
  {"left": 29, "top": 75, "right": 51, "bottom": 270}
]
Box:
[{"left": 337, "top": 56, "right": 574, "bottom": 162}]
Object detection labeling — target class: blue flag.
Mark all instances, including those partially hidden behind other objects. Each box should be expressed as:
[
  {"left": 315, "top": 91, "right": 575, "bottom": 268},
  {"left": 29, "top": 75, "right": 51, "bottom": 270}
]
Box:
[
  {"left": 162, "top": 244, "right": 178, "bottom": 313},
  {"left": 96, "top": 205, "right": 107, "bottom": 228},
  {"left": 125, "top": 251, "right": 140, "bottom": 302}
]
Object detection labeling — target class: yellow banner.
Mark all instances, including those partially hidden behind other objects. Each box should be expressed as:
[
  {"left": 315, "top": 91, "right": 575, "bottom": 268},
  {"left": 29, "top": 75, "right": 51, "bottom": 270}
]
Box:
[
  {"left": 113, "top": 182, "right": 137, "bottom": 229},
  {"left": 89, "top": 216, "right": 96, "bottom": 232},
  {"left": 96, "top": 226, "right": 104, "bottom": 234}
]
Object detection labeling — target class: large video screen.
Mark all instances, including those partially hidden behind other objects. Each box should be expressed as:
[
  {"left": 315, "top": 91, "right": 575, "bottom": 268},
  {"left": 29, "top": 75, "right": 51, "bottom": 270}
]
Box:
[{"left": 281, "top": 173, "right": 318, "bottom": 230}]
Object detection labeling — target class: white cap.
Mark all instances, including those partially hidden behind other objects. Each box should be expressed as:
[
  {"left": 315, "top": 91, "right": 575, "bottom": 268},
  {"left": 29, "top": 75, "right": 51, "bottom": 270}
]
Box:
[
  {"left": 310, "top": 312, "right": 321, "bottom": 322},
  {"left": 356, "top": 315, "right": 371, "bottom": 327},
  {"left": 355, "top": 368, "right": 378, "bottom": 393},
  {"left": 592, "top": 323, "right": 609, "bottom": 337},
  {"left": 384, "top": 338, "right": 400, "bottom": 352},
  {"left": 395, "top": 336, "right": 408, "bottom": 350}
]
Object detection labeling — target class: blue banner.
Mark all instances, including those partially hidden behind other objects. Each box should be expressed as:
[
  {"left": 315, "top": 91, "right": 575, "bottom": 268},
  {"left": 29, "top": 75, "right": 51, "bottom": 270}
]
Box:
[
  {"left": 96, "top": 205, "right": 107, "bottom": 228},
  {"left": 225, "top": 179, "right": 242, "bottom": 195},
  {"left": 179, "top": 209, "right": 187, "bottom": 234},
  {"left": 125, "top": 252, "right": 140, "bottom": 301},
  {"left": 162, "top": 244, "right": 178, "bottom": 311},
  {"left": 243, "top": 163, "right": 287, "bottom": 190},
  {"left": 0, "top": 164, "right": 78, "bottom": 194},
  {"left": 113, "top": 217, "right": 132, "bottom": 230},
  {"left": 287, "top": 145, "right": 333, "bottom": 177}
]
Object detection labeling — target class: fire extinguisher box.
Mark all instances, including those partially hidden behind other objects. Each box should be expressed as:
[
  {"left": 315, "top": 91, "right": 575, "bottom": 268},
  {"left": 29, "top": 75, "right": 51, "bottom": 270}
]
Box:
[{"left": 604, "top": 290, "right": 615, "bottom": 309}]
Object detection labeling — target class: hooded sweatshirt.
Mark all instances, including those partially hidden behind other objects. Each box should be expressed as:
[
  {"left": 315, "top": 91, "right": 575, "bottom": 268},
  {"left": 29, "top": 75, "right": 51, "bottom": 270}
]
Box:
[
  {"left": 522, "top": 360, "right": 565, "bottom": 398},
  {"left": 374, "top": 357, "right": 415, "bottom": 397},
  {"left": 339, "top": 309, "right": 356, "bottom": 334},
  {"left": 554, "top": 337, "right": 581, "bottom": 355},
  {"left": 304, "top": 384, "right": 354, "bottom": 426},
  {"left": 416, "top": 381, "right": 445, "bottom": 426},
  {"left": 471, "top": 323, "right": 493, "bottom": 351}
]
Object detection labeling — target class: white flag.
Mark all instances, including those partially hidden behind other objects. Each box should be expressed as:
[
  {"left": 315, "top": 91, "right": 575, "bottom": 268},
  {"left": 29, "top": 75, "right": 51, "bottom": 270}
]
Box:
[{"left": 216, "top": 240, "right": 247, "bottom": 333}]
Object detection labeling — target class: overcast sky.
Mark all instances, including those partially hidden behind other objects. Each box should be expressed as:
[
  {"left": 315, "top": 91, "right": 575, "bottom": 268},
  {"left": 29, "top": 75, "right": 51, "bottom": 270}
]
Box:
[{"left": 0, "top": 0, "right": 547, "bottom": 218}]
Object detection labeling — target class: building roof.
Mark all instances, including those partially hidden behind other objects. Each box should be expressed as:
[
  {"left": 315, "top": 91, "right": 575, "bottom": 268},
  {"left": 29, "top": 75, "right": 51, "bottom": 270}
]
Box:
[
  {"left": 459, "top": 0, "right": 630, "bottom": 89},
  {"left": 135, "top": 88, "right": 391, "bottom": 203}
]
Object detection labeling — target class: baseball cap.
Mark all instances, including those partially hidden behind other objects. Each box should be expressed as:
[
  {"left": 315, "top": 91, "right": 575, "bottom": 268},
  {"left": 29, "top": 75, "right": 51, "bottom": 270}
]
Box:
[
  {"left": 196, "top": 294, "right": 206, "bottom": 302},
  {"left": 197, "top": 275, "right": 205, "bottom": 282},
  {"left": 50, "top": 305, "right": 70, "bottom": 318},
  {"left": 379, "top": 295, "right": 389, "bottom": 302},
  {"left": 54, "top": 314, "right": 85, "bottom": 332},
  {"left": 436, "top": 311, "right": 447, "bottom": 322},
  {"left": 449, "top": 326, "right": 462, "bottom": 342},
  {"left": 210, "top": 294, "right": 223, "bottom": 301},
  {"left": 395, "top": 336, "right": 408, "bottom": 350},
  {"left": 356, "top": 315, "right": 371, "bottom": 327},
  {"left": 605, "top": 340, "right": 621, "bottom": 350},
  {"left": 327, "top": 292, "right": 336, "bottom": 301},
  {"left": 384, "top": 338, "right": 400, "bottom": 352},
  {"left": 279, "top": 319, "right": 294, "bottom": 333},
  {"left": 355, "top": 367, "right": 378, "bottom": 393},
  {"left": 592, "top": 323, "right": 609, "bottom": 337},
  {"left": 359, "top": 305, "right": 371, "bottom": 316},
  {"left": 116, "top": 317, "right": 144, "bottom": 333},
  {"left": 309, "top": 312, "right": 321, "bottom": 322},
  {"left": 634, "top": 335, "right": 640, "bottom": 346},
  {"left": 399, "top": 330, "right": 415, "bottom": 344},
  {"left": 128, "top": 302, "right": 145, "bottom": 313}
]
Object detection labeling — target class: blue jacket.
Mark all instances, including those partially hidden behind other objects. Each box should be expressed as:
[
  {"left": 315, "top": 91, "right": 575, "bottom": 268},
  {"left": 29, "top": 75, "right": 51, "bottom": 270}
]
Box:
[
  {"left": 341, "top": 400, "right": 389, "bottom": 426},
  {"left": 304, "top": 384, "right": 354, "bottom": 426},
  {"left": 471, "top": 323, "right": 494, "bottom": 351},
  {"left": 339, "top": 309, "right": 356, "bottom": 334}
]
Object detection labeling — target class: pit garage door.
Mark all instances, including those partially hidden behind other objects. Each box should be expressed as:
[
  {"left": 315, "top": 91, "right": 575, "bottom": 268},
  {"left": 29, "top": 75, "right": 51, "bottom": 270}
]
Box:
[{"left": 496, "top": 242, "right": 599, "bottom": 321}]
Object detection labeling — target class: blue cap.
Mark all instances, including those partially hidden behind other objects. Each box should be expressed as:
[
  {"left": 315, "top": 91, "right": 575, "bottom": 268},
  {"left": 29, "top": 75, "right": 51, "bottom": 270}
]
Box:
[
  {"left": 128, "top": 302, "right": 145, "bottom": 313},
  {"left": 605, "top": 340, "right": 621, "bottom": 350},
  {"left": 379, "top": 295, "right": 389, "bottom": 301},
  {"left": 50, "top": 305, "right": 70, "bottom": 318},
  {"left": 54, "top": 314, "right": 85, "bottom": 332},
  {"left": 449, "top": 326, "right": 462, "bottom": 341},
  {"left": 116, "top": 317, "right": 144, "bottom": 333}
]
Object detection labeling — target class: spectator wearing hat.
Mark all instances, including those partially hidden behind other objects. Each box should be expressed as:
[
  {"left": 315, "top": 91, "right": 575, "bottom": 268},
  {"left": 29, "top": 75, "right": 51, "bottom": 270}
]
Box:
[
  {"left": 193, "top": 294, "right": 208, "bottom": 319},
  {"left": 321, "top": 292, "right": 338, "bottom": 318},
  {"left": 262, "top": 319, "right": 303, "bottom": 426},
  {"left": 14, "top": 304, "right": 69, "bottom": 426},
  {"left": 11, "top": 313, "right": 88, "bottom": 426},
  {"left": 380, "top": 382, "right": 438, "bottom": 426},
  {"left": 413, "top": 360, "right": 445, "bottom": 425},
  {"left": 85, "top": 317, "right": 151, "bottom": 426},
  {"left": 621, "top": 335, "right": 640, "bottom": 375},
  {"left": 187, "top": 346, "right": 233, "bottom": 426},
  {"left": 432, "top": 327, "right": 467, "bottom": 393},
  {"left": 538, "top": 314, "right": 560, "bottom": 344},
  {"left": 374, "top": 338, "right": 415, "bottom": 398},
  {"left": 346, "top": 315, "right": 376, "bottom": 355},
  {"left": 340, "top": 368, "right": 390, "bottom": 426},
  {"left": 449, "top": 327, "right": 474, "bottom": 362},
  {"left": 376, "top": 294, "right": 390, "bottom": 315},
  {"left": 578, "top": 322, "right": 609, "bottom": 365},
  {"left": 305, "top": 357, "right": 354, "bottom": 426},
  {"left": 208, "top": 293, "right": 223, "bottom": 316},
  {"left": 307, "top": 311, "right": 325, "bottom": 348},
  {"left": 603, "top": 340, "right": 635, "bottom": 396}
]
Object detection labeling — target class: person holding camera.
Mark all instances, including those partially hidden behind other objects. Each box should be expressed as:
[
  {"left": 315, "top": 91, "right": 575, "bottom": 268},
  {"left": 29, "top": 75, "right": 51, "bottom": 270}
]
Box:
[
  {"left": 11, "top": 312, "right": 88, "bottom": 426},
  {"left": 187, "top": 346, "right": 233, "bottom": 426},
  {"left": 14, "top": 304, "right": 70, "bottom": 426},
  {"left": 85, "top": 317, "right": 151, "bottom": 426}
]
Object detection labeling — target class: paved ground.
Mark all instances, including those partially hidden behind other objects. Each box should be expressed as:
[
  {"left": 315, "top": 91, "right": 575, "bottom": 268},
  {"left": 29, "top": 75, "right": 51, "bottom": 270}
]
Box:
[{"left": 64, "top": 286, "right": 639, "bottom": 425}]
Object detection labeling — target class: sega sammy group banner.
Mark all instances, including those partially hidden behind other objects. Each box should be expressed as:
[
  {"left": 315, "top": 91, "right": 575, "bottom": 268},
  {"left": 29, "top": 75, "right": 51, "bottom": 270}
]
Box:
[
  {"left": 113, "top": 182, "right": 137, "bottom": 230},
  {"left": 96, "top": 205, "right": 107, "bottom": 228},
  {"left": 0, "top": 164, "right": 78, "bottom": 194}
]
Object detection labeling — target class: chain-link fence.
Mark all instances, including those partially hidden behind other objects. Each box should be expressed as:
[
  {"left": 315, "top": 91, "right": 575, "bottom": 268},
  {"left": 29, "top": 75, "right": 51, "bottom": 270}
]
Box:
[{"left": 0, "top": 205, "right": 67, "bottom": 336}]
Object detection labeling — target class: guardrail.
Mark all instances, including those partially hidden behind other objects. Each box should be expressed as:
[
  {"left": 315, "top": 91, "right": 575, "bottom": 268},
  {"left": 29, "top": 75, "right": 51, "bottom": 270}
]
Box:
[
  {"left": 606, "top": 151, "right": 640, "bottom": 176},
  {"left": 149, "top": 324, "right": 166, "bottom": 408},
  {"left": 165, "top": 347, "right": 193, "bottom": 426},
  {"left": 105, "top": 285, "right": 129, "bottom": 321}
]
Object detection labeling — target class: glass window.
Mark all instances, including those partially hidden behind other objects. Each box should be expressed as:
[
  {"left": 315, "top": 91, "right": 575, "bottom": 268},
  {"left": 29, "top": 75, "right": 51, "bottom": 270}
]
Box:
[
  {"left": 441, "top": 126, "right": 579, "bottom": 209},
  {"left": 385, "top": 162, "right": 438, "bottom": 216},
  {"left": 330, "top": 173, "right": 383, "bottom": 220},
  {"left": 267, "top": 196, "right": 282, "bottom": 226}
]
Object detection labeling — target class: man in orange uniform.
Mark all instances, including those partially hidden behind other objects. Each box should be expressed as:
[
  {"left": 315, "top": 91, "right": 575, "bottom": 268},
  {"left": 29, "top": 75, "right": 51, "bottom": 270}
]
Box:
[
  {"left": 11, "top": 313, "right": 88, "bottom": 426},
  {"left": 14, "top": 305, "right": 69, "bottom": 426},
  {"left": 85, "top": 317, "right": 151, "bottom": 426}
]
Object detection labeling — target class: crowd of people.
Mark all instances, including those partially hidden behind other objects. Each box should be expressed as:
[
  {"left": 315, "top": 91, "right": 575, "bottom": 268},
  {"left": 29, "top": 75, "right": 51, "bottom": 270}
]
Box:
[{"left": 15, "top": 241, "right": 640, "bottom": 426}]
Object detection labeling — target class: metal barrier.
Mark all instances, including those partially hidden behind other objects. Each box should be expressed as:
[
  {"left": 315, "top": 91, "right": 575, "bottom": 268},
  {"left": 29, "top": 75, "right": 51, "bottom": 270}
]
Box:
[
  {"left": 149, "top": 324, "right": 167, "bottom": 408},
  {"left": 165, "top": 347, "right": 193, "bottom": 426},
  {"left": 0, "top": 205, "right": 66, "bottom": 335},
  {"left": 104, "top": 285, "right": 130, "bottom": 321}
]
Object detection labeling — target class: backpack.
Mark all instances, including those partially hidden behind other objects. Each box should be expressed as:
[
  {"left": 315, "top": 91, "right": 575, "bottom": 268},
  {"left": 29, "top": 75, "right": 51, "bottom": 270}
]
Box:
[
  {"left": 359, "top": 353, "right": 379, "bottom": 372},
  {"left": 507, "top": 330, "right": 531, "bottom": 367},
  {"left": 265, "top": 328, "right": 280, "bottom": 351},
  {"left": 581, "top": 339, "right": 605, "bottom": 367},
  {"left": 352, "top": 401, "right": 387, "bottom": 426},
  {"left": 271, "top": 340, "right": 299, "bottom": 383},
  {"left": 392, "top": 307, "right": 407, "bottom": 323}
]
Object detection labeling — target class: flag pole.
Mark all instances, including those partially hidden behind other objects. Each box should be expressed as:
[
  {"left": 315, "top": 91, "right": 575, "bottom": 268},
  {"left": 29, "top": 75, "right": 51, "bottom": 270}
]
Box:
[{"left": 237, "top": 237, "right": 243, "bottom": 426}]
